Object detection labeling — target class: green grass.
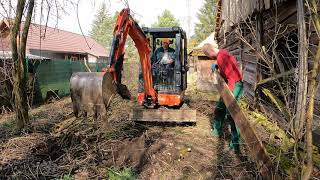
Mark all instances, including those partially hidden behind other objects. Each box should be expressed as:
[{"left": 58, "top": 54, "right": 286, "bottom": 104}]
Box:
[
  {"left": 104, "top": 131, "right": 119, "bottom": 140},
  {"left": 40, "top": 81, "right": 70, "bottom": 99},
  {"left": 0, "top": 120, "right": 15, "bottom": 131},
  {"left": 107, "top": 167, "right": 137, "bottom": 180},
  {"left": 55, "top": 175, "right": 73, "bottom": 180},
  {"left": 265, "top": 144, "right": 295, "bottom": 174}
]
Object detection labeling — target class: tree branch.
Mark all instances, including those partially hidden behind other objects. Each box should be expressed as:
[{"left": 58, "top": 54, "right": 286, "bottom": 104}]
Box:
[
  {"left": 11, "top": 0, "right": 25, "bottom": 63},
  {"left": 21, "top": 0, "right": 35, "bottom": 56}
]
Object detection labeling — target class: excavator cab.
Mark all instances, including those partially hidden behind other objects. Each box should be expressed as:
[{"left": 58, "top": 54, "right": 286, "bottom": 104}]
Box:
[{"left": 137, "top": 27, "right": 188, "bottom": 107}]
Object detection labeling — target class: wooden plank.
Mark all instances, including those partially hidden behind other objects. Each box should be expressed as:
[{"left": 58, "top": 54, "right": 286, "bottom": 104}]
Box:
[
  {"left": 242, "top": 53, "right": 257, "bottom": 64},
  {"left": 244, "top": 67, "right": 256, "bottom": 75},
  {"left": 227, "top": 43, "right": 243, "bottom": 54},
  {"left": 309, "top": 32, "right": 319, "bottom": 45},
  {"left": 312, "top": 128, "right": 320, "bottom": 148},
  {"left": 208, "top": 72, "right": 275, "bottom": 178},
  {"left": 243, "top": 63, "right": 257, "bottom": 73},
  {"left": 244, "top": 86, "right": 256, "bottom": 97},
  {"left": 263, "top": 14, "right": 297, "bottom": 45},
  {"left": 129, "top": 109, "right": 197, "bottom": 122},
  {"left": 244, "top": 93, "right": 254, "bottom": 105},
  {"left": 214, "top": 0, "right": 223, "bottom": 39},
  {"left": 244, "top": 71, "right": 257, "bottom": 85},
  {"left": 259, "top": 103, "right": 289, "bottom": 131},
  {"left": 264, "top": 0, "right": 296, "bottom": 30},
  {"left": 244, "top": 64, "right": 257, "bottom": 73},
  {"left": 226, "top": 35, "right": 240, "bottom": 48},
  {"left": 296, "top": 0, "right": 309, "bottom": 140},
  {"left": 243, "top": 80, "right": 254, "bottom": 89}
]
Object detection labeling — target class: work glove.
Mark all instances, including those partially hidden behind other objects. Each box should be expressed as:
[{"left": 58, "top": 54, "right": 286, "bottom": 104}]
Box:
[{"left": 211, "top": 64, "right": 218, "bottom": 72}]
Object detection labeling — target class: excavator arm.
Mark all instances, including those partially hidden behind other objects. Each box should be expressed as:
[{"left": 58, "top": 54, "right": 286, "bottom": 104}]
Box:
[{"left": 107, "top": 8, "right": 157, "bottom": 107}]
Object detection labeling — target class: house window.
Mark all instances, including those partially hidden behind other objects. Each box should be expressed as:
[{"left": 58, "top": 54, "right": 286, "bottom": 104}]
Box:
[{"left": 64, "top": 55, "right": 79, "bottom": 61}]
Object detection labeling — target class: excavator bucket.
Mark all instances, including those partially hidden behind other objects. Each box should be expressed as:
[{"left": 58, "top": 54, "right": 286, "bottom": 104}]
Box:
[
  {"left": 70, "top": 72, "right": 131, "bottom": 115},
  {"left": 129, "top": 108, "right": 197, "bottom": 124},
  {"left": 102, "top": 72, "right": 131, "bottom": 101}
]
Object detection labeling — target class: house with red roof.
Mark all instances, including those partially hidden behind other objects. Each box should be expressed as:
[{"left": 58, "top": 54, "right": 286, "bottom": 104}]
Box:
[{"left": 0, "top": 19, "right": 108, "bottom": 63}]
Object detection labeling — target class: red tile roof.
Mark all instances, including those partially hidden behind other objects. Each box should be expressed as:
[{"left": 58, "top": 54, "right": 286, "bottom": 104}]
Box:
[
  {"left": 0, "top": 19, "right": 108, "bottom": 58},
  {"left": 0, "top": 35, "right": 10, "bottom": 51}
]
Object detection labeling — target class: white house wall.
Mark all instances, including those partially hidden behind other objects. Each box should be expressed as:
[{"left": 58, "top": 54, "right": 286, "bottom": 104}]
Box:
[{"left": 88, "top": 54, "right": 98, "bottom": 63}]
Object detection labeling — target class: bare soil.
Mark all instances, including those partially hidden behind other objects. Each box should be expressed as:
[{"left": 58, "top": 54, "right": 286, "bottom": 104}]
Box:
[
  {"left": 0, "top": 64, "right": 301, "bottom": 179},
  {"left": 0, "top": 93, "right": 264, "bottom": 179}
]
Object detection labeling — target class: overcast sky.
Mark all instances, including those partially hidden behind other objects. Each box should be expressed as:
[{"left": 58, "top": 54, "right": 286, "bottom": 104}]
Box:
[{"left": 52, "top": 0, "right": 204, "bottom": 38}]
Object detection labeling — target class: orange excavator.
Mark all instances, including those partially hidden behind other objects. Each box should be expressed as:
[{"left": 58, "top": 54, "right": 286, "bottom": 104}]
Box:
[{"left": 93, "top": 8, "right": 196, "bottom": 122}]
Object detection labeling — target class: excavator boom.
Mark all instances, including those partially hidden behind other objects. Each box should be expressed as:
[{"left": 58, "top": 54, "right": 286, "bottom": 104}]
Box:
[{"left": 107, "top": 8, "right": 157, "bottom": 107}]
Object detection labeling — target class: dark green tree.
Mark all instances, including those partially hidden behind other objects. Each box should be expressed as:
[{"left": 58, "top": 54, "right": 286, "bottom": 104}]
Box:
[
  {"left": 90, "top": 3, "right": 114, "bottom": 50},
  {"left": 90, "top": 6, "right": 138, "bottom": 60},
  {"left": 124, "top": 17, "right": 140, "bottom": 61},
  {"left": 90, "top": 7, "right": 140, "bottom": 60},
  {"left": 152, "top": 9, "right": 180, "bottom": 27},
  {"left": 194, "top": 0, "right": 217, "bottom": 43}
]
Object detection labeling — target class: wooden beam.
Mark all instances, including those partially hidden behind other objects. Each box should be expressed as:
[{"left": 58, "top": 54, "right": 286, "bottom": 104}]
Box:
[
  {"left": 295, "top": 0, "right": 309, "bottom": 139},
  {"left": 214, "top": 0, "right": 223, "bottom": 39},
  {"left": 263, "top": 13, "right": 297, "bottom": 46},
  {"left": 209, "top": 72, "right": 275, "bottom": 178},
  {"left": 264, "top": 0, "right": 297, "bottom": 30},
  {"left": 258, "top": 103, "right": 289, "bottom": 131},
  {"left": 313, "top": 128, "right": 320, "bottom": 148}
]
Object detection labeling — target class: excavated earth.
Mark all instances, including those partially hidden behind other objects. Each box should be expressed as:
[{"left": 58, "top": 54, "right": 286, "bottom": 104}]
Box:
[
  {"left": 1, "top": 64, "right": 318, "bottom": 179},
  {"left": 0, "top": 95, "right": 262, "bottom": 179}
]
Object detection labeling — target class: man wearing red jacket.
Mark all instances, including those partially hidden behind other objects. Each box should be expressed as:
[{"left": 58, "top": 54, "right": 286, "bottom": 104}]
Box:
[{"left": 202, "top": 43, "right": 243, "bottom": 153}]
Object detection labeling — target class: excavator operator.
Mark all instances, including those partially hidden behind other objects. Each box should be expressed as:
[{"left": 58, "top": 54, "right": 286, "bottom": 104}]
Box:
[
  {"left": 152, "top": 38, "right": 175, "bottom": 84},
  {"left": 153, "top": 38, "right": 175, "bottom": 65}
]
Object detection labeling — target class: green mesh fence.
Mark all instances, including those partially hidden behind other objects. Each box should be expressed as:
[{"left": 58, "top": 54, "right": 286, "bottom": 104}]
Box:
[
  {"left": 34, "top": 59, "right": 107, "bottom": 101},
  {"left": 95, "top": 63, "right": 108, "bottom": 71}
]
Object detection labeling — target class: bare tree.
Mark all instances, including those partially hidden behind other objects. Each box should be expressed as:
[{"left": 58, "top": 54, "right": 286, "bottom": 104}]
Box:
[
  {"left": 0, "top": 56, "right": 14, "bottom": 112},
  {"left": 10, "top": 0, "right": 35, "bottom": 131},
  {"left": 0, "top": 0, "right": 79, "bottom": 131}
]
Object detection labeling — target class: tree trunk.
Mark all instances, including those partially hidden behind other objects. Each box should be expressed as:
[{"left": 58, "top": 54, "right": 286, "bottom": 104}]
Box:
[
  {"left": 295, "top": 0, "right": 308, "bottom": 140},
  {"left": 302, "top": 44, "right": 319, "bottom": 180},
  {"left": 11, "top": 0, "right": 35, "bottom": 132},
  {"left": 302, "top": 0, "right": 320, "bottom": 179}
]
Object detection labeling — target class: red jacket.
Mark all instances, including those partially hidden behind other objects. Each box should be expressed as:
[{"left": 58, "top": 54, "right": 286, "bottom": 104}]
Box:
[{"left": 216, "top": 49, "right": 242, "bottom": 91}]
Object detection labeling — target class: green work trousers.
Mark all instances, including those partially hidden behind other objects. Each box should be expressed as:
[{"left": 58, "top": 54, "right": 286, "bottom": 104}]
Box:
[{"left": 213, "top": 81, "right": 244, "bottom": 147}]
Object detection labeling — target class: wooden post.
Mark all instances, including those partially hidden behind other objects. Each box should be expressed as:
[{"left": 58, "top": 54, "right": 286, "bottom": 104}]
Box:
[
  {"left": 295, "top": 0, "right": 308, "bottom": 139},
  {"left": 214, "top": 0, "right": 223, "bottom": 39},
  {"left": 254, "top": 10, "right": 264, "bottom": 108},
  {"left": 302, "top": 1, "right": 320, "bottom": 178},
  {"left": 210, "top": 72, "right": 275, "bottom": 178}
]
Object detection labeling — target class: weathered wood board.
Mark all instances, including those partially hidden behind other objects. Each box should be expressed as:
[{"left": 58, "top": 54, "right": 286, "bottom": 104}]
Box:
[
  {"left": 209, "top": 71, "right": 275, "bottom": 178},
  {"left": 196, "top": 60, "right": 217, "bottom": 92},
  {"left": 312, "top": 128, "right": 320, "bottom": 147}
]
